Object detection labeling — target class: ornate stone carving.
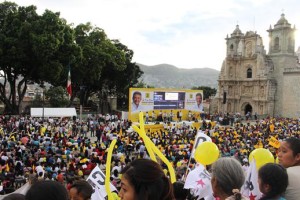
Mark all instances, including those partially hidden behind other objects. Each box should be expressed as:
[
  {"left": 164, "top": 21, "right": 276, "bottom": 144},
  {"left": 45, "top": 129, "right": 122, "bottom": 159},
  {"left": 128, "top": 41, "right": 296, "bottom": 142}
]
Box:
[
  {"left": 246, "top": 42, "right": 252, "bottom": 57},
  {"left": 243, "top": 86, "right": 253, "bottom": 95},
  {"left": 260, "top": 86, "right": 264, "bottom": 97}
]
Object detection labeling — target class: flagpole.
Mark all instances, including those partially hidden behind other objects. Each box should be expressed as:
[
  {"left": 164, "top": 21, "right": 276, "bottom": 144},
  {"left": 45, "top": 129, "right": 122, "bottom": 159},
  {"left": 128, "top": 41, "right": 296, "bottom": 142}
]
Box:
[
  {"left": 182, "top": 155, "right": 193, "bottom": 181},
  {"left": 80, "top": 86, "right": 85, "bottom": 124}
]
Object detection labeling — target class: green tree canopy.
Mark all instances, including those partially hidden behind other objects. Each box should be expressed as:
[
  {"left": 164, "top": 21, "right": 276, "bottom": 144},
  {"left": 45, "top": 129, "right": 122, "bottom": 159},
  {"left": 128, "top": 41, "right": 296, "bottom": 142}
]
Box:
[
  {"left": 0, "top": 2, "right": 77, "bottom": 113},
  {"left": 45, "top": 86, "right": 69, "bottom": 107},
  {"left": 0, "top": 2, "right": 142, "bottom": 113},
  {"left": 69, "top": 23, "right": 128, "bottom": 106}
]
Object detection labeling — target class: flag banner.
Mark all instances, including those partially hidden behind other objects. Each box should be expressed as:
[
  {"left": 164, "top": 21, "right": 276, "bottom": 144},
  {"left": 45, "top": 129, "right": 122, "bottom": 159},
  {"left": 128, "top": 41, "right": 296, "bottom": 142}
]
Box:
[
  {"left": 241, "top": 159, "right": 262, "bottom": 200},
  {"left": 191, "top": 131, "right": 212, "bottom": 157},
  {"left": 268, "top": 136, "right": 280, "bottom": 148},
  {"left": 184, "top": 164, "right": 214, "bottom": 200},
  {"left": 86, "top": 166, "right": 117, "bottom": 200},
  {"left": 67, "top": 67, "right": 72, "bottom": 98}
]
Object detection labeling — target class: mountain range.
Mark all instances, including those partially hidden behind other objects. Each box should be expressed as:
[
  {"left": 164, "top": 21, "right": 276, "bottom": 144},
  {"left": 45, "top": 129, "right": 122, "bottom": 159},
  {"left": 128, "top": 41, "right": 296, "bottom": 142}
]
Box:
[{"left": 137, "top": 63, "right": 220, "bottom": 89}]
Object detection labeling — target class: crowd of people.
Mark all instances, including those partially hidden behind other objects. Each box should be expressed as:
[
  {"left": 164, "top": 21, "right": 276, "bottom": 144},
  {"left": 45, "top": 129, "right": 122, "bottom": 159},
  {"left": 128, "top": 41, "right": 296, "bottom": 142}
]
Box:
[{"left": 0, "top": 112, "right": 298, "bottom": 199}]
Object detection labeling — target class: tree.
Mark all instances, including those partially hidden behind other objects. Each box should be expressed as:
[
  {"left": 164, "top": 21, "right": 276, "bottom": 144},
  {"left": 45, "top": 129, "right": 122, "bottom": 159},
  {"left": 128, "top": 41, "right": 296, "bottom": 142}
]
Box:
[
  {"left": 0, "top": 2, "right": 141, "bottom": 114},
  {"left": 0, "top": 2, "right": 77, "bottom": 113},
  {"left": 69, "top": 23, "right": 127, "bottom": 108},
  {"left": 69, "top": 28, "right": 142, "bottom": 112},
  {"left": 104, "top": 40, "right": 143, "bottom": 110},
  {"left": 191, "top": 86, "right": 217, "bottom": 100},
  {"left": 134, "top": 81, "right": 154, "bottom": 88},
  {"left": 45, "top": 86, "right": 69, "bottom": 107}
]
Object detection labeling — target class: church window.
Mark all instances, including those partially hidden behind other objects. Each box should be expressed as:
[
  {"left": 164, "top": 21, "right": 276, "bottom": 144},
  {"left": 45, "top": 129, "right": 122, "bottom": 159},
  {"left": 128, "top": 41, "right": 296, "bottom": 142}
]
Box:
[
  {"left": 274, "top": 37, "right": 279, "bottom": 50},
  {"left": 230, "top": 44, "right": 234, "bottom": 50},
  {"left": 247, "top": 68, "right": 252, "bottom": 78}
]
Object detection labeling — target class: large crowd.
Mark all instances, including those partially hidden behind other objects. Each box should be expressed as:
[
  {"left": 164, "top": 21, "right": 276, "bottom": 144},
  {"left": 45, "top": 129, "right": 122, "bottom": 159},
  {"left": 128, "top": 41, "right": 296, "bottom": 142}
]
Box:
[{"left": 0, "top": 112, "right": 299, "bottom": 200}]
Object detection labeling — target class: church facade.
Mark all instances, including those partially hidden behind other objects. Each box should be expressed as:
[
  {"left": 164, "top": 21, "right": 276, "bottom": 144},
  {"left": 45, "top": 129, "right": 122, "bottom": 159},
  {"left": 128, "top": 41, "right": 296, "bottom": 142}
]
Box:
[{"left": 215, "top": 14, "right": 300, "bottom": 118}]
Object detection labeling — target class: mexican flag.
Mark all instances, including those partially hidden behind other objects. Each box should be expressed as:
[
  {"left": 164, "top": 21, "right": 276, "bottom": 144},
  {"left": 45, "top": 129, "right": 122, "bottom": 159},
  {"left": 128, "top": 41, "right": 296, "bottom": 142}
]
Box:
[{"left": 67, "top": 67, "right": 72, "bottom": 99}]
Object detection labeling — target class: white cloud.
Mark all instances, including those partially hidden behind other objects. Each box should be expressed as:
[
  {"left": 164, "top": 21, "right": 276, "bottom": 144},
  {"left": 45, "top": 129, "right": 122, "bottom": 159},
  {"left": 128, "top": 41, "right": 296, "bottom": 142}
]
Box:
[{"left": 4, "top": 0, "right": 300, "bottom": 70}]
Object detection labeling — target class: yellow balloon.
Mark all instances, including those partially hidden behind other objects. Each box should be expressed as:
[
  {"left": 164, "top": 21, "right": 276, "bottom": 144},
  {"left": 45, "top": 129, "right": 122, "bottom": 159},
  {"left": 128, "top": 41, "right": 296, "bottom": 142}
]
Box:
[
  {"left": 194, "top": 141, "right": 219, "bottom": 165},
  {"left": 249, "top": 148, "right": 274, "bottom": 169},
  {"left": 177, "top": 161, "right": 182, "bottom": 168}
]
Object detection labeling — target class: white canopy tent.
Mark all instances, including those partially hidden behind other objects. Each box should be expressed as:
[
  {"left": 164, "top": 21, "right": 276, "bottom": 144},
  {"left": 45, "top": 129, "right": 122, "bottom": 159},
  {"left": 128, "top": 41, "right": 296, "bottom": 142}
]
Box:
[{"left": 31, "top": 107, "right": 77, "bottom": 117}]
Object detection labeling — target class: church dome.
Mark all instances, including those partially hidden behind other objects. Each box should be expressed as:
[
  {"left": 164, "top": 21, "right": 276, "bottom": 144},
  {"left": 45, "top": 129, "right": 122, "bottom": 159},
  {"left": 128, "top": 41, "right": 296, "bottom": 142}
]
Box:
[
  {"left": 275, "top": 13, "right": 290, "bottom": 26},
  {"left": 231, "top": 25, "right": 243, "bottom": 36}
]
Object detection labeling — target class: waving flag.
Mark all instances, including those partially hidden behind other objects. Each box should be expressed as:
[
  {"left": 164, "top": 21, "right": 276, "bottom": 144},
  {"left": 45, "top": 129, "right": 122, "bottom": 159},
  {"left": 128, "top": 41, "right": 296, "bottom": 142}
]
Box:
[
  {"left": 86, "top": 166, "right": 117, "bottom": 200},
  {"left": 268, "top": 136, "right": 280, "bottom": 148},
  {"left": 191, "top": 131, "right": 212, "bottom": 157},
  {"left": 184, "top": 164, "right": 214, "bottom": 200},
  {"left": 67, "top": 66, "right": 72, "bottom": 99},
  {"left": 241, "top": 159, "right": 262, "bottom": 200}
]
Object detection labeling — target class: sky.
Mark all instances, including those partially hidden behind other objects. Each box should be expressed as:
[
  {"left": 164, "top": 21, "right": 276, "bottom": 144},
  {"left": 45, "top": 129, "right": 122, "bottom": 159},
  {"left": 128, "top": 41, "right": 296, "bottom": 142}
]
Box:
[{"left": 4, "top": 0, "right": 300, "bottom": 71}]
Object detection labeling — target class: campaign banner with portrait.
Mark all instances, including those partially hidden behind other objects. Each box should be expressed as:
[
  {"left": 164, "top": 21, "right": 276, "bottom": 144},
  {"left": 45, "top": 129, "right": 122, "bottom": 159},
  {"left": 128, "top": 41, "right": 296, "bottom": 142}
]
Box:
[
  {"left": 185, "top": 91, "right": 204, "bottom": 112},
  {"left": 130, "top": 89, "right": 154, "bottom": 113},
  {"left": 129, "top": 88, "right": 203, "bottom": 122}
]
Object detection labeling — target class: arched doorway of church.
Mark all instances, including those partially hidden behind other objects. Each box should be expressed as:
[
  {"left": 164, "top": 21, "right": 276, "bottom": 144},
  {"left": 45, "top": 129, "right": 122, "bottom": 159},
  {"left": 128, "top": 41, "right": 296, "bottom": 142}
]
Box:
[{"left": 244, "top": 104, "right": 252, "bottom": 115}]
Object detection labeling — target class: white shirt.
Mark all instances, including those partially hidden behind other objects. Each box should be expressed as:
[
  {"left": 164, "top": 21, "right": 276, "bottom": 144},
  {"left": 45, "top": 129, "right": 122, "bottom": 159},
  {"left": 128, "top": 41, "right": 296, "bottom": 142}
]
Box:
[
  {"left": 192, "top": 103, "right": 204, "bottom": 112},
  {"left": 1, "top": 155, "right": 8, "bottom": 161},
  {"left": 131, "top": 103, "right": 142, "bottom": 113},
  {"left": 284, "top": 165, "right": 300, "bottom": 200},
  {"left": 35, "top": 165, "right": 44, "bottom": 177}
]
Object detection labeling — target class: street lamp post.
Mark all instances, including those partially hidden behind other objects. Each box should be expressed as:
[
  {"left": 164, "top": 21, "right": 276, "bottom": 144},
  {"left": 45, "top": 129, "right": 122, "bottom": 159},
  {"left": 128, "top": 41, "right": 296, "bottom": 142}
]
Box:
[
  {"left": 80, "top": 86, "right": 86, "bottom": 124},
  {"left": 42, "top": 88, "right": 45, "bottom": 122},
  {"left": 35, "top": 88, "right": 44, "bottom": 120}
]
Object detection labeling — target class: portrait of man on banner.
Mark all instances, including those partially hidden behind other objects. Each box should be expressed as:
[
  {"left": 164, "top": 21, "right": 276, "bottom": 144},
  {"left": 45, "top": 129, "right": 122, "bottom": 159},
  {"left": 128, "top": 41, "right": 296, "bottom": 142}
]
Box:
[
  {"left": 192, "top": 93, "right": 204, "bottom": 112},
  {"left": 131, "top": 91, "right": 143, "bottom": 113}
]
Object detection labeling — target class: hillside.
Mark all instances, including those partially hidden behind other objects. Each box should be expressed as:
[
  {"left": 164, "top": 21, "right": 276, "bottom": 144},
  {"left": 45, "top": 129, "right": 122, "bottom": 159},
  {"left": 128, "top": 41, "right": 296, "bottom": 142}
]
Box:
[{"left": 138, "top": 63, "right": 220, "bottom": 88}]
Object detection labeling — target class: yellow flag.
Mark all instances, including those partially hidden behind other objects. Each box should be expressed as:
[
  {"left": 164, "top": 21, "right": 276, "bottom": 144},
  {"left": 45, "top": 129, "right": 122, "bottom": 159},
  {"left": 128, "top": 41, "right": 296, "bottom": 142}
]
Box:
[
  {"left": 269, "top": 136, "right": 280, "bottom": 148},
  {"left": 6, "top": 163, "right": 9, "bottom": 172},
  {"left": 269, "top": 124, "right": 275, "bottom": 133}
]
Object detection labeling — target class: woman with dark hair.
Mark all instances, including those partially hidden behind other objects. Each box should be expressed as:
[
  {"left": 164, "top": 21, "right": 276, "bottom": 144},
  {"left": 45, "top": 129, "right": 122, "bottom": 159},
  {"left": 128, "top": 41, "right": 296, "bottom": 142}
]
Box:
[
  {"left": 258, "top": 163, "right": 288, "bottom": 200},
  {"left": 278, "top": 137, "right": 300, "bottom": 200},
  {"left": 173, "top": 181, "right": 188, "bottom": 200},
  {"left": 118, "top": 159, "right": 174, "bottom": 200},
  {"left": 3, "top": 193, "right": 25, "bottom": 200},
  {"left": 25, "top": 180, "right": 69, "bottom": 200}
]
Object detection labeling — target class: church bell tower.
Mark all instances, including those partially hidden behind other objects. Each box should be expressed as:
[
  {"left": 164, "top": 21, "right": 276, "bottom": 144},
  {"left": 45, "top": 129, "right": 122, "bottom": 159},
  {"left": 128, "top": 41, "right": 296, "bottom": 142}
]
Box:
[{"left": 267, "top": 13, "right": 296, "bottom": 55}]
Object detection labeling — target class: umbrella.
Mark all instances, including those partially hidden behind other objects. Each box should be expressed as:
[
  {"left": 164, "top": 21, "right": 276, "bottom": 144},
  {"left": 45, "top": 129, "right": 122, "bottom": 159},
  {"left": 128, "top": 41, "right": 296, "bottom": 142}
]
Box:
[{"left": 21, "top": 136, "right": 29, "bottom": 145}]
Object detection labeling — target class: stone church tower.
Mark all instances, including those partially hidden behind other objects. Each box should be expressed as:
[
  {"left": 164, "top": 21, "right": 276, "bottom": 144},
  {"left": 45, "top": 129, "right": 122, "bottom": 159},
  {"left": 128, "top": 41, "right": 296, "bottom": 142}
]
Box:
[{"left": 215, "top": 14, "right": 300, "bottom": 118}]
